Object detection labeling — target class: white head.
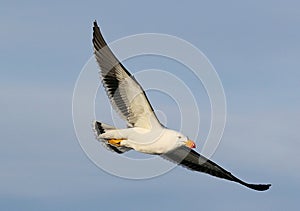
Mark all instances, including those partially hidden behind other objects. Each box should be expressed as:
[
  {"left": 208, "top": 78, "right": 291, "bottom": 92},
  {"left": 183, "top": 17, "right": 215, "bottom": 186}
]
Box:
[{"left": 171, "top": 130, "right": 196, "bottom": 149}]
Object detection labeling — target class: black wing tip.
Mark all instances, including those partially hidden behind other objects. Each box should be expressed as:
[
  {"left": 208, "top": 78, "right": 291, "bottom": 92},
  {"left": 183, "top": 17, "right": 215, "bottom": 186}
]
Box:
[
  {"left": 93, "top": 20, "right": 100, "bottom": 32},
  {"left": 92, "top": 19, "right": 105, "bottom": 51},
  {"left": 94, "top": 20, "right": 98, "bottom": 27},
  {"left": 246, "top": 183, "right": 271, "bottom": 191}
]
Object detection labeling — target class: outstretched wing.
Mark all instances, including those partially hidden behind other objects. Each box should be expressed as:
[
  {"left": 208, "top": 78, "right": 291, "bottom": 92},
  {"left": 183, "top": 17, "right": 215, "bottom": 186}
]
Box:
[
  {"left": 92, "top": 21, "right": 162, "bottom": 129},
  {"left": 162, "top": 146, "right": 271, "bottom": 191}
]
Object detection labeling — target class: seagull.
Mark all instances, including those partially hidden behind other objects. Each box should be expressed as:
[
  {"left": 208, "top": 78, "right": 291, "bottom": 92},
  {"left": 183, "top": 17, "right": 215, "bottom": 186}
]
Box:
[{"left": 92, "top": 21, "right": 271, "bottom": 191}]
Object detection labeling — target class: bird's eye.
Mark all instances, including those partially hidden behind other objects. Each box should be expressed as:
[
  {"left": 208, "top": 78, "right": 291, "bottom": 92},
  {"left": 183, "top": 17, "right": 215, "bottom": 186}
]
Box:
[{"left": 178, "top": 136, "right": 182, "bottom": 139}]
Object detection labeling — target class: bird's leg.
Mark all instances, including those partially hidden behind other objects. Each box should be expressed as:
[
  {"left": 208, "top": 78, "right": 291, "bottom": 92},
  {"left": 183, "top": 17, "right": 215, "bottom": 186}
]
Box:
[{"left": 108, "top": 139, "right": 123, "bottom": 147}]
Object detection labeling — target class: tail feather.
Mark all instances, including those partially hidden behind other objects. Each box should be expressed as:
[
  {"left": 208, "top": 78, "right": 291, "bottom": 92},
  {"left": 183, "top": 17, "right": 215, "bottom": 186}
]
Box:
[
  {"left": 93, "top": 121, "right": 115, "bottom": 136},
  {"left": 93, "top": 121, "right": 131, "bottom": 154}
]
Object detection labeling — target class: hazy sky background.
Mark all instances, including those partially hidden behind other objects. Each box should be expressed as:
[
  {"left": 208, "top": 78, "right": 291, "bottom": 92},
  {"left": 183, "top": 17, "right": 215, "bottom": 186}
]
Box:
[{"left": 1, "top": 0, "right": 300, "bottom": 210}]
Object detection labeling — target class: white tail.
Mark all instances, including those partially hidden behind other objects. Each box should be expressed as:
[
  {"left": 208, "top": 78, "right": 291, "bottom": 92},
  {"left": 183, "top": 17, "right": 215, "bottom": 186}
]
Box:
[{"left": 93, "top": 121, "right": 131, "bottom": 154}]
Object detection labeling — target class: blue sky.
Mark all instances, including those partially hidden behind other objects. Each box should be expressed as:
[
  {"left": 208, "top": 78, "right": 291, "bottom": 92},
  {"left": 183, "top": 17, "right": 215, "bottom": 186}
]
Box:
[{"left": 1, "top": 0, "right": 300, "bottom": 210}]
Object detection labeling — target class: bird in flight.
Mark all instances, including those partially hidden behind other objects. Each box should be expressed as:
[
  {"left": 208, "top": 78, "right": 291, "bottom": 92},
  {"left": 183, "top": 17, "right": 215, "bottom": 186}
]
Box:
[{"left": 92, "top": 21, "right": 271, "bottom": 191}]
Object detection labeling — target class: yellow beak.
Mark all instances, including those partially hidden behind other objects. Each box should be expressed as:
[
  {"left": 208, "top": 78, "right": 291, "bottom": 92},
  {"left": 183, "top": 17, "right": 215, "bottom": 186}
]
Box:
[{"left": 185, "top": 140, "right": 196, "bottom": 148}]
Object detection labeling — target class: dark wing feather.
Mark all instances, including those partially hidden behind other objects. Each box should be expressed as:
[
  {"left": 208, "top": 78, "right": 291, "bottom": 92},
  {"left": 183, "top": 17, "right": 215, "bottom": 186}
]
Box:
[
  {"left": 162, "top": 146, "right": 271, "bottom": 191},
  {"left": 92, "top": 21, "right": 162, "bottom": 129}
]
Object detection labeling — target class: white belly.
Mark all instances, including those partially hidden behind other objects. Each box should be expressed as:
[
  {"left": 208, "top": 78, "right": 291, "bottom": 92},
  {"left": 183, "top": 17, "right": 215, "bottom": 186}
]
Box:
[{"left": 100, "top": 127, "right": 179, "bottom": 154}]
